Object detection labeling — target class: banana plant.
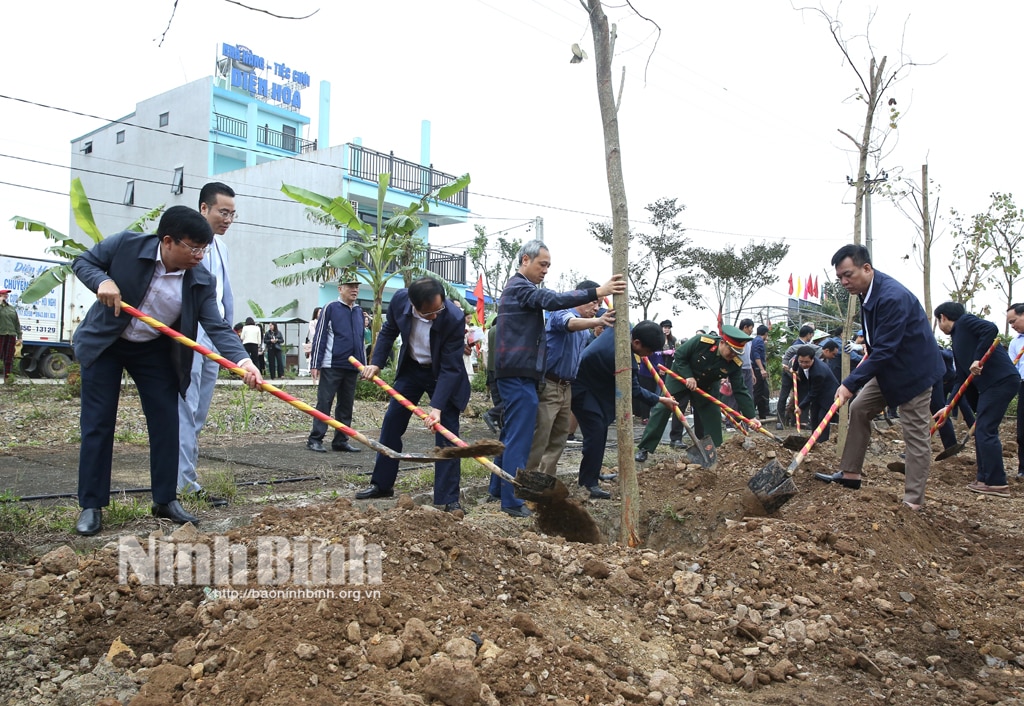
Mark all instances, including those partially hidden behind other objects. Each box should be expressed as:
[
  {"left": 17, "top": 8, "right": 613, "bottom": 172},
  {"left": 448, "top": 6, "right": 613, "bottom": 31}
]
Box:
[
  {"left": 10, "top": 178, "right": 163, "bottom": 303},
  {"left": 273, "top": 172, "right": 471, "bottom": 357}
]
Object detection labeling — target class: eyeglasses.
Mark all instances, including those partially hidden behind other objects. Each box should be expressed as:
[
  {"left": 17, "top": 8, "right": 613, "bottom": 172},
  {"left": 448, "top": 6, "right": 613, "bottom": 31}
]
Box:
[
  {"left": 417, "top": 304, "right": 447, "bottom": 318},
  {"left": 175, "top": 240, "right": 209, "bottom": 257},
  {"left": 216, "top": 209, "right": 237, "bottom": 221}
]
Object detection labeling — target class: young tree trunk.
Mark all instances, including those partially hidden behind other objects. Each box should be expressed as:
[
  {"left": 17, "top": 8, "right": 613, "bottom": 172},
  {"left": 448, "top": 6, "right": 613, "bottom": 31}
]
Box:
[
  {"left": 921, "top": 164, "right": 932, "bottom": 318},
  {"left": 587, "top": 0, "right": 639, "bottom": 546}
]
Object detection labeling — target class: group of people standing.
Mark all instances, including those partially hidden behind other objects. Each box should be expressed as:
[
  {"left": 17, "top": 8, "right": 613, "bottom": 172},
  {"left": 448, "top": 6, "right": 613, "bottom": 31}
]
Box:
[{"left": 64, "top": 189, "right": 1023, "bottom": 536}]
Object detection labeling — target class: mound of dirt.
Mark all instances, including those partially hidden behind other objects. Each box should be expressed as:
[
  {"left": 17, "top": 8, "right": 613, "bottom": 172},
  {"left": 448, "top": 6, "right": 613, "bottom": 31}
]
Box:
[{"left": 3, "top": 394, "right": 1024, "bottom": 704}]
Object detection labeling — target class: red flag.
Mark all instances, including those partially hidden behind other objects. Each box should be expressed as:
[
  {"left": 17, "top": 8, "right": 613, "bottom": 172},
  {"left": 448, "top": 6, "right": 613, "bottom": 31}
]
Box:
[
  {"left": 807, "top": 273, "right": 814, "bottom": 300},
  {"left": 788, "top": 273, "right": 794, "bottom": 296},
  {"left": 473, "top": 275, "right": 485, "bottom": 327},
  {"left": 812, "top": 275, "right": 819, "bottom": 298}
]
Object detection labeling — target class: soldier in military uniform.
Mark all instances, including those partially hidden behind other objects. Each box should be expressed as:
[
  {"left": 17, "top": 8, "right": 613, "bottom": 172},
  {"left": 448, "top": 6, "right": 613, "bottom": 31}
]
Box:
[{"left": 635, "top": 324, "right": 761, "bottom": 462}]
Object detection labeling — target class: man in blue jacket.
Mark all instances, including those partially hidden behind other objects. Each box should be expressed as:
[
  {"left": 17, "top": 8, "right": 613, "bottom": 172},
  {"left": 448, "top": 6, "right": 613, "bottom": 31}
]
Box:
[
  {"left": 71, "top": 206, "right": 262, "bottom": 536},
  {"left": 354, "top": 277, "right": 470, "bottom": 511},
  {"left": 815, "top": 244, "right": 944, "bottom": 511},
  {"left": 308, "top": 273, "right": 366, "bottom": 453},
  {"left": 489, "top": 240, "right": 626, "bottom": 517},
  {"left": 572, "top": 321, "right": 678, "bottom": 496},
  {"left": 935, "top": 301, "right": 1019, "bottom": 497}
]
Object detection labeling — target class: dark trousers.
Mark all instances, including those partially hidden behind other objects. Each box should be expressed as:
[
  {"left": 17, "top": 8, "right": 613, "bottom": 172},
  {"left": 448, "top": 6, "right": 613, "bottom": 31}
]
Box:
[
  {"left": 266, "top": 348, "right": 284, "bottom": 378},
  {"left": 930, "top": 381, "right": 957, "bottom": 450},
  {"left": 777, "top": 371, "right": 794, "bottom": 426},
  {"left": 571, "top": 401, "right": 608, "bottom": 489},
  {"left": 753, "top": 369, "right": 771, "bottom": 419},
  {"left": 943, "top": 380, "right": 977, "bottom": 427},
  {"left": 488, "top": 377, "right": 536, "bottom": 510},
  {"left": 78, "top": 337, "right": 179, "bottom": 508},
  {"left": 370, "top": 365, "right": 461, "bottom": 504},
  {"left": 974, "top": 376, "right": 1018, "bottom": 487},
  {"left": 634, "top": 376, "right": 657, "bottom": 418},
  {"left": 309, "top": 367, "right": 358, "bottom": 444},
  {"left": 0, "top": 334, "right": 15, "bottom": 377}
]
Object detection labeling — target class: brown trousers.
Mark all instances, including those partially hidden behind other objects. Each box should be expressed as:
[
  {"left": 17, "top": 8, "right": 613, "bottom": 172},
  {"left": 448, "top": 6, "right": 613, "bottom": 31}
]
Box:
[{"left": 840, "top": 378, "right": 932, "bottom": 506}]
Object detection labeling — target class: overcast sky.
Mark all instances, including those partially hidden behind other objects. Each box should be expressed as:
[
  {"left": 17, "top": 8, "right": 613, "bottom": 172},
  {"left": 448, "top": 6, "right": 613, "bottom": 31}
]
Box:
[{"left": 1, "top": 0, "right": 1018, "bottom": 335}]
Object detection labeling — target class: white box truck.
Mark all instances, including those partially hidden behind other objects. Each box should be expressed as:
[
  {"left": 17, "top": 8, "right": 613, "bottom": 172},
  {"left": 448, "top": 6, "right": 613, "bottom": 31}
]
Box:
[{"left": 0, "top": 254, "right": 95, "bottom": 378}]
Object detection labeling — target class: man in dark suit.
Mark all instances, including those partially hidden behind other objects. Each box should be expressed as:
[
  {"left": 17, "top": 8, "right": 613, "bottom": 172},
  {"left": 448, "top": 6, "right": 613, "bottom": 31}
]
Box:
[
  {"left": 793, "top": 345, "right": 840, "bottom": 442},
  {"left": 935, "top": 301, "right": 1019, "bottom": 497},
  {"left": 571, "top": 321, "right": 678, "bottom": 496},
  {"left": 815, "top": 244, "right": 944, "bottom": 511},
  {"left": 71, "top": 206, "right": 263, "bottom": 536},
  {"left": 354, "top": 277, "right": 470, "bottom": 511}
]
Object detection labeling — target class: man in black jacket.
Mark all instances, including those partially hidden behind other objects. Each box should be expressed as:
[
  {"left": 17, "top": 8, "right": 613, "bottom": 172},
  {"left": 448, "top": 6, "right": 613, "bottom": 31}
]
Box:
[
  {"left": 355, "top": 277, "right": 470, "bottom": 511},
  {"left": 793, "top": 345, "right": 840, "bottom": 441},
  {"left": 935, "top": 301, "right": 1018, "bottom": 497}
]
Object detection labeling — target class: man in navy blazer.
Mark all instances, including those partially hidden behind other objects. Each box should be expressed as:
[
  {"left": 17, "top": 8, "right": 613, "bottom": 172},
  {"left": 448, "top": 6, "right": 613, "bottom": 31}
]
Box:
[
  {"left": 571, "top": 321, "right": 677, "bottom": 494},
  {"left": 355, "top": 277, "right": 470, "bottom": 511},
  {"left": 935, "top": 301, "right": 1019, "bottom": 497},
  {"left": 793, "top": 345, "right": 840, "bottom": 442},
  {"left": 71, "top": 206, "right": 262, "bottom": 536},
  {"left": 815, "top": 244, "right": 944, "bottom": 510}
]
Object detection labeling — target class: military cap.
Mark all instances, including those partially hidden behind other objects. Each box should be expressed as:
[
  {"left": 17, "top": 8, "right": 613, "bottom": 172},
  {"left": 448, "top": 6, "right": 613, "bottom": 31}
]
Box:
[{"left": 719, "top": 324, "right": 752, "bottom": 353}]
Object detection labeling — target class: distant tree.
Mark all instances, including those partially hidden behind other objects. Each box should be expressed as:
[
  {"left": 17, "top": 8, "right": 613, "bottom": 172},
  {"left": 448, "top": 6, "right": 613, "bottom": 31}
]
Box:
[
  {"left": 689, "top": 241, "right": 790, "bottom": 324},
  {"left": 881, "top": 165, "right": 941, "bottom": 317},
  {"left": 976, "top": 192, "right": 1023, "bottom": 330},
  {"left": 466, "top": 225, "right": 522, "bottom": 306},
  {"left": 588, "top": 197, "right": 698, "bottom": 320},
  {"left": 946, "top": 206, "right": 995, "bottom": 314}
]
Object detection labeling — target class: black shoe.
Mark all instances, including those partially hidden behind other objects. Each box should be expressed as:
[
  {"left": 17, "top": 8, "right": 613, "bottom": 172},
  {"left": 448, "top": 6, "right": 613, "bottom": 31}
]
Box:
[
  {"left": 586, "top": 486, "right": 612, "bottom": 499},
  {"left": 355, "top": 483, "right": 393, "bottom": 500},
  {"left": 307, "top": 439, "right": 327, "bottom": 453},
  {"left": 332, "top": 441, "right": 362, "bottom": 453},
  {"left": 183, "top": 490, "right": 228, "bottom": 508},
  {"left": 634, "top": 449, "right": 649, "bottom": 463},
  {"left": 152, "top": 500, "right": 199, "bottom": 524},
  {"left": 486, "top": 493, "right": 501, "bottom": 503},
  {"left": 443, "top": 501, "right": 464, "bottom": 514},
  {"left": 76, "top": 508, "right": 102, "bottom": 536},
  {"left": 669, "top": 440, "right": 687, "bottom": 450},
  {"left": 599, "top": 473, "right": 618, "bottom": 482},
  {"left": 501, "top": 505, "right": 532, "bottom": 518},
  {"left": 483, "top": 412, "right": 499, "bottom": 435},
  {"left": 813, "top": 471, "right": 862, "bottom": 490}
]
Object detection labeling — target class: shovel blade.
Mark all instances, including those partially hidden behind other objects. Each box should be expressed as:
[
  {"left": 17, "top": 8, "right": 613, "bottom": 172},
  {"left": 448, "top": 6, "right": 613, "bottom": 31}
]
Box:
[
  {"left": 686, "top": 437, "right": 717, "bottom": 468},
  {"left": 935, "top": 442, "right": 966, "bottom": 462},
  {"left": 514, "top": 469, "right": 570, "bottom": 502},
  {"left": 748, "top": 460, "right": 798, "bottom": 514},
  {"left": 782, "top": 434, "right": 809, "bottom": 451},
  {"left": 887, "top": 461, "right": 906, "bottom": 474}
]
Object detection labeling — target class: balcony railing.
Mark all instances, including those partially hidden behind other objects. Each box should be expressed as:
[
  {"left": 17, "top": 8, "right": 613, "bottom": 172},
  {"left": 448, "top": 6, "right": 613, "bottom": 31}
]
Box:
[
  {"left": 344, "top": 234, "right": 467, "bottom": 284},
  {"left": 214, "top": 113, "right": 247, "bottom": 139},
  {"left": 257, "top": 124, "right": 317, "bottom": 154},
  {"left": 347, "top": 143, "right": 468, "bottom": 209}
]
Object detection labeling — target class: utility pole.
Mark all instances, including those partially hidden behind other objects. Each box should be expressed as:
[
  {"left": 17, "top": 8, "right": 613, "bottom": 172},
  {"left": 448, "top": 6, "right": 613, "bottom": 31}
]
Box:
[
  {"left": 533, "top": 216, "right": 544, "bottom": 241},
  {"left": 847, "top": 171, "right": 888, "bottom": 256}
]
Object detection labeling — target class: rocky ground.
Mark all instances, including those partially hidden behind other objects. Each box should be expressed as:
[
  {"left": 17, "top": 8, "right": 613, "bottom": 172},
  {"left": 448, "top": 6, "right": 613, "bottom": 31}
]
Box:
[{"left": 3, "top": 381, "right": 1024, "bottom": 705}]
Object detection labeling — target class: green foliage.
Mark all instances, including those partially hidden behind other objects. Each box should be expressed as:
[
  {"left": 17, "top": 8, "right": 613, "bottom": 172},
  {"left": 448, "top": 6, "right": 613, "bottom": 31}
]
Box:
[
  {"left": 689, "top": 241, "right": 791, "bottom": 324},
  {"left": 589, "top": 197, "right": 697, "bottom": 320},
  {"left": 355, "top": 362, "right": 397, "bottom": 402},
  {"left": 275, "top": 172, "right": 472, "bottom": 359},
  {"left": 470, "top": 368, "right": 488, "bottom": 394},
  {"left": 11, "top": 178, "right": 164, "bottom": 304}
]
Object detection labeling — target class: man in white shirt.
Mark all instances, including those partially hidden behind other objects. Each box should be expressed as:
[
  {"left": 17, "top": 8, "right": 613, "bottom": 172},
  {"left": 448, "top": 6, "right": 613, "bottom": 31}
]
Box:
[{"left": 177, "top": 182, "right": 236, "bottom": 507}]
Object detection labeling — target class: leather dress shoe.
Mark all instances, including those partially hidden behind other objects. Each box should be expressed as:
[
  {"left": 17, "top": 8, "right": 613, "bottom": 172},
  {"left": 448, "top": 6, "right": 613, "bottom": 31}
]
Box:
[
  {"left": 483, "top": 412, "right": 499, "bottom": 435},
  {"left": 813, "top": 471, "right": 861, "bottom": 490},
  {"left": 443, "top": 501, "right": 464, "bottom": 514},
  {"left": 152, "top": 500, "right": 199, "bottom": 524},
  {"left": 669, "top": 440, "right": 687, "bottom": 450},
  {"left": 634, "top": 449, "right": 649, "bottom": 463},
  {"left": 599, "top": 472, "right": 618, "bottom": 482},
  {"left": 586, "top": 485, "right": 612, "bottom": 500},
  {"left": 355, "top": 483, "right": 394, "bottom": 500},
  {"left": 76, "top": 508, "right": 102, "bottom": 536},
  {"left": 501, "top": 505, "right": 532, "bottom": 518},
  {"left": 307, "top": 439, "right": 327, "bottom": 453},
  {"left": 332, "top": 441, "right": 362, "bottom": 453},
  {"left": 183, "top": 490, "right": 228, "bottom": 508},
  {"left": 486, "top": 493, "right": 501, "bottom": 503}
]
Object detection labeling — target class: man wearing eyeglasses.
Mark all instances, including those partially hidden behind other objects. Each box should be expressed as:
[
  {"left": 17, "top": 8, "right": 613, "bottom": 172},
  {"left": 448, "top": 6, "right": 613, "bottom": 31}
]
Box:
[
  {"left": 70, "top": 206, "right": 263, "bottom": 536},
  {"left": 177, "top": 182, "right": 237, "bottom": 508},
  {"left": 354, "top": 277, "right": 471, "bottom": 511}
]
